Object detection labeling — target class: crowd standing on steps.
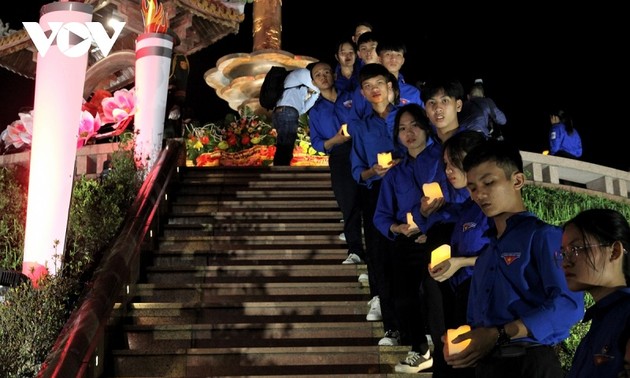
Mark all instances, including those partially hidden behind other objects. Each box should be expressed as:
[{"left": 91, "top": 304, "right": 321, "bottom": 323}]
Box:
[{"left": 264, "top": 19, "right": 614, "bottom": 376}]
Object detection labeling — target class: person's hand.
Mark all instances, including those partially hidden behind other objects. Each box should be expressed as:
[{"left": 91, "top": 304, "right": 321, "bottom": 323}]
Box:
[
  {"left": 444, "top": 327, "right": 497, "bottom": 369},
  {"left": 420, "top": 196, "right": 445, "bottom": 217},
  {"left": 336, "top": 127, "right": 351, "bottom": 142},
  {"left": 372, "top": 162, "right": 394, "bottom": 177},
  {"left": 391, "top": 223, "right": 419, "bottom": 237},
  {"left": 414, "top": 234, "right": 427, "bottom": 244},
  {"left": 428, "top": 258, "right": 461, "bottom": 282}
]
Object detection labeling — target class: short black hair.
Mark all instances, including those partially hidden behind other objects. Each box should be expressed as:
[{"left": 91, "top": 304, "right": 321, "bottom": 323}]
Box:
[
  {"left": 463, "top": 139, "right": 523, "bottom": 177},
  {"left": 442, "top": 130, "right": 488, "bottom": 171},
  {"left": 358, "top": 63, "right": 390, "bottom": 85},
  {"left": 420, "top": 77, "right": 465, "bottom": 103}
]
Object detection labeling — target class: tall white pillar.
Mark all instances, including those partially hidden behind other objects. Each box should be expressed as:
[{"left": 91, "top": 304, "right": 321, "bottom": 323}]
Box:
[
  {"left": 133, "top": 32, "right": 173, "bottom": 174},
  {"left": 22, "top": 2, "right": 93, "bottom": 284}
]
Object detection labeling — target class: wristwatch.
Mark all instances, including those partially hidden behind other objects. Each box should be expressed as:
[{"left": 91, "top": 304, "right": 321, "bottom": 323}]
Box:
[{"left": 496, "top": 325, "right": 510, "bottom": 345}]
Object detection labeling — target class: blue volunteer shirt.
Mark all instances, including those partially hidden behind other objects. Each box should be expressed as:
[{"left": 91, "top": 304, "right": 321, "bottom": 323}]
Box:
[
  {"left": 349, "top": 107, "right": 399, "bottom": 188},
  {"left": 566, "top": 288, "right": 630, "bottom": 378},
  {"left": 308, "top": 95, "right": 342, "bottom": 154},
  {"left": 550, "top": 122, "right": 582, "bottom": 157},
  {"left": 467, "top": 211, "right": 584, "bottom": 345}
]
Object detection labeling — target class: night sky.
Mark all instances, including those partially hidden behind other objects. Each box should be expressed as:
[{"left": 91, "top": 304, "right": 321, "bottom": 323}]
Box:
[{"left": 1, "top": 2, "right": 626, "bottom": 170}]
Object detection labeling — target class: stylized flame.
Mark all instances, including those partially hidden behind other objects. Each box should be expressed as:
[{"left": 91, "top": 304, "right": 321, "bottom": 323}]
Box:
[{"left": 141, "top": 0, "right": 168, "bottom": 33}]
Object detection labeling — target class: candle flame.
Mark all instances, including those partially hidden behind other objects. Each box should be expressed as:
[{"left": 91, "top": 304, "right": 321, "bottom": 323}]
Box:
[{"left": 142, "top": 0, "right": 169, "bottom": 33}]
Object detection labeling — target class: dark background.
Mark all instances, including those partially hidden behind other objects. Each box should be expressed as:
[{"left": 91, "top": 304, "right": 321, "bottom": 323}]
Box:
[{"left": 1, "top": 2, "right": 626, "bottom": 170}]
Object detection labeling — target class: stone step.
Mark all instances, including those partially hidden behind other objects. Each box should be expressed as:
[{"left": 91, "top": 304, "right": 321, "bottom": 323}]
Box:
[
  {"left": 164, "top": 208, "right": 341, "bottom": 223},
  {"left": 114, "top": 300, "right": 373, "bottom": 325},
  {"left": 145, "top": 264, "right": 364, "bottom": 284},
  {"left": 108, "top": 345, "right": 411, "bottom": 376},
  {"left": 170, "top": 200, "right": 340, "bottom": 211},
  {"left": 125, "top": 282, "right": 370, "bottom": 302},
  {"left": 174, "top": 190, "right": 335, "bottom": 200},
  {"left": 150, "top": 249, "right": 360, "bottom": 267},
  {"left": 156, "top": 240, "right": 347, "bottom": 252},
  {"left": 118, "top": 322, "right": 384, "bottom": 350},
  {"left": 161, "top": 223, "right": 344, "bottom": 237}
]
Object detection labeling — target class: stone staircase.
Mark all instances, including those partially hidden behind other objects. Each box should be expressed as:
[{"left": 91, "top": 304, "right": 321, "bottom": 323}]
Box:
[{"left": 103, "top": 166, "right": 427, "bottom": 377}]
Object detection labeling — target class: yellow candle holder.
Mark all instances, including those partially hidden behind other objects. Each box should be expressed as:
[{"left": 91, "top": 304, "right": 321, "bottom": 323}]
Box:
[
  {"left": 406, "top": 212, "right": 418, "bottom": 230},
  {"left": 422, "top": 182, "right": 444, "bottom": 203},
  {"left": 446, "top": 325, "right": 472, "bottom": 355},
  {"left": 341, "top": 124, "right": 349, "bottom": 136},
  {"left": 430, "top": 244, "right": 451, "bottom": 269},
  {"left": 377, "top": 152, "right": 392, "bottom": 167}
]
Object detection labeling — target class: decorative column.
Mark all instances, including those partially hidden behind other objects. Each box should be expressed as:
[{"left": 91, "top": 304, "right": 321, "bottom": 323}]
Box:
[
  {"left": 133, "top": 0, "right": 173, "bottom": 174},
  {"left": 252, "top": 0, "right": 282, "bottom": 51},
  {"left": 133, "top": 32, "right": 173, "bottom": 172},
  {"left": 22, "top": 2, "right": 93, "bottom": 284}
]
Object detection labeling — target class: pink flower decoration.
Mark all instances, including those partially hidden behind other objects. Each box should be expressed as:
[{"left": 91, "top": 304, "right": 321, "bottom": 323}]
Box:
[
  {"left": 77, "top": 110, "right": 102, "bottom": 149},
  {"left": 101, "top": 87, "right": 136, "bottom": 129},
  {"left": 1, "top": 110, "right": 34, "bottom": 149}
]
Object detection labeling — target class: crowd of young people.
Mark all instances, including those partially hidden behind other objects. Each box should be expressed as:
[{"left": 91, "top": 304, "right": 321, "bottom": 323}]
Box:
[{"left": 302, "top": 21, "right": 629, "bottom": 377}]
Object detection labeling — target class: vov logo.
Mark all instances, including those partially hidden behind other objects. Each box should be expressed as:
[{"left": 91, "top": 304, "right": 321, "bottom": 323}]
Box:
[{"left": 23, "top": 21, "right": 126, "bottom": 58}]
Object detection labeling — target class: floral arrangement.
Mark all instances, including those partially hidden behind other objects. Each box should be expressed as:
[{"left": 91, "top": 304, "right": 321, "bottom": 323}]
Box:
[
  {"left": 291, "top": 114, "right": 329, "bottom": 166},
  {"left": 1, "top": 88, "right": 136, "bottom": 153},
  {"left": 185, "top": 106, "right": 277, "bottom": 166}
]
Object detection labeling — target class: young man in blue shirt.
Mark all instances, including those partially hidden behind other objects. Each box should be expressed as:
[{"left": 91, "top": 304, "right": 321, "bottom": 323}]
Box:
[
  {"left": 348, "top": 62, "right": 400, "bottom": 341},
  {"left": 446, "top": 139, "right": 584, "bottom": 377},
  {"left": 308, "top": 61, "right": 366, "bottom": 266}
]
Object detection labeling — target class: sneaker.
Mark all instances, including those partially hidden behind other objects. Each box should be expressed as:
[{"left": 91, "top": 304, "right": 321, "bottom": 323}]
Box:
[
  {"left": 358, "top": 273, "right": 369, "bottom": 283},
  {"left": 378, "top": 330, "right": 400, "bottom": 346},
  {"left": 342, "top": 253, "right": 364, "bottom": 264},
  {"left": 339, "top": 232, "right": 346, "bottom": 241},
  {"left": 395, "top": 351, "right": 433, "bottom": 373},
  {"left": 366, "top": 296, "right": 382, "bottom": 321}
]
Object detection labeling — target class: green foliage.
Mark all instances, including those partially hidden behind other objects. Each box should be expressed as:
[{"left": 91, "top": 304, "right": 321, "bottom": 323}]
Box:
[
  {"left": 523, "top": 185, "right": 630, "bottom": 226},
  {"left": 0, "top": 248, "right": 84, "bottom": 377},
  {"left": 0, "top": 167, "right": 27, "bottom": 270},
  {"left": 0, "top": 146, "right": 141, "bottom": 376}
]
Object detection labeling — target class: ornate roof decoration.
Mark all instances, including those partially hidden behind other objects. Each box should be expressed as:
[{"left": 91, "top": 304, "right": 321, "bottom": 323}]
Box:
[{"left": 0, "top": 0, "right": 246, "bottom": 96}]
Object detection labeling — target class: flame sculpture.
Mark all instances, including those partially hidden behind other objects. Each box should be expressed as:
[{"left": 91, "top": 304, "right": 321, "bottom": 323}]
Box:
[{"left": 141, "top": 0, "right": 169, "bottom": 33}]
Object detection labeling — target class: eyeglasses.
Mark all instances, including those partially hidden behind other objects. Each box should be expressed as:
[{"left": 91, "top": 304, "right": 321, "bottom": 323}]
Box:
[{"left": 554, "top": 244, "right": 611, "bottom": 264}]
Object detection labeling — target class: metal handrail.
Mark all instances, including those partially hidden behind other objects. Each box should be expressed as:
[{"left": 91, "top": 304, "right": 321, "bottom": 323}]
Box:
[{"left": 37, "top": 140, "right": 184, "bottom": 378}]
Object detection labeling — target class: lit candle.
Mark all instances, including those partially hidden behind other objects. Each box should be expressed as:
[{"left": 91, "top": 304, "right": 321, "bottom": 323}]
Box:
[
  {"left": 377, "top": 152, "right": 392, "bottom": 167},
  {"left": 423, "top": 182, "right": 444, "bottom": 203},
  {"left": 446, "top": 325, "right": 472, "bottom": 355},
  {"left": 341, "top": 124, "right": 349, "bottom": 136},
  {"left": 406, "top": 212, "right": 418, "bottom": 230},
  {"left": 430, "top": 244, "right": 451, "bottom": 269}
]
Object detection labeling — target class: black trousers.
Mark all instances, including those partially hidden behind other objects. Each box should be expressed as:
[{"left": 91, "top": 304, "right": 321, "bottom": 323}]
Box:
[
  {"left": 475, "top": 345, "right": 563, "bottom": 378},
  {"left": 363, "top": 180, "right": 398, "bottom": 331},
  {"left": 328, "top": 142, "right": 365, "bottom": 257}
]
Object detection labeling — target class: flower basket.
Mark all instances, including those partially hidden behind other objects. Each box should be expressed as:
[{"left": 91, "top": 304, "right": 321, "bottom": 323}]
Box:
[
  {"left": 220, "top": 145, "right": 276, "bottom": 166},
  {"left": 195, "top": 151, "right": 222, "bottom": 166},
  {"left": 291, "top": 146, "right": 329, "bottom": 166}
]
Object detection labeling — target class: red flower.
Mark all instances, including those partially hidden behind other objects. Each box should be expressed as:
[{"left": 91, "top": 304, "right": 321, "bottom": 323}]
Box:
[{"left": 241, "top": 135, "right": 250, "bottom": 145}]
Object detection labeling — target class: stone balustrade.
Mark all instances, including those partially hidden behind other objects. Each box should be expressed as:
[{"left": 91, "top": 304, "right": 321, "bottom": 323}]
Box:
[
  {"left": 521, "top": 151, "right": 630, "bottom": 198},
  {"left": 0, "top": 142, "right": 118, "bottom": 179}
]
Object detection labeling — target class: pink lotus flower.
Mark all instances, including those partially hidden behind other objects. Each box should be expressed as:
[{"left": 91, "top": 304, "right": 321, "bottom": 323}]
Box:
[
  {"left": 101, "top": 88, "right": 136, "bottom": 129},
  {"left": 1, "top": 110, "right": 34, "bottom": 149},
  {"left": 77, "top": 110, "right": 102, "bottom": 149}
]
